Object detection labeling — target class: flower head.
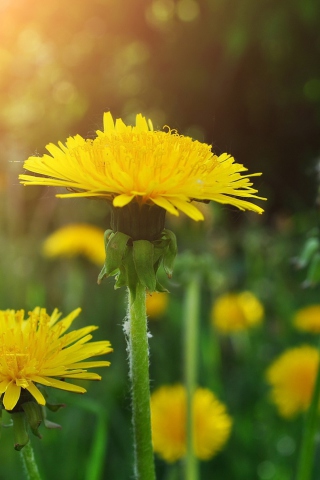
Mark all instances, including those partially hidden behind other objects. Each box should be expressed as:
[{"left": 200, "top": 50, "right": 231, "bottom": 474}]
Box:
[
  {"left": 150, "top": 384, "right": 232, "bottom": 462},
  {"left": 266, "top": 345, "right": 319, "bottom": 418},
  {"left": 146, "top": 292, "right": 169, "bottom": 319},
  {"left": 20, "top": 112, "right": 265, "bottom": 221},
  {"left": 0, "top": 307, "right": 112, "bottom": 411},
  {"left": 211, "top": 291, "right": 264, "bottom": 334},
  {"left": 42, "top": 223, "right": 105, "bottom": 266},
  {"left": 293, "top": 305, "right": 320, "bottom": 334}
]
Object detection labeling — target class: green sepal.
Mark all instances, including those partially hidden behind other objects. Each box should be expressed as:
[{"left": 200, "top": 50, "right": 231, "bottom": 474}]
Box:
[
  {"left": 114, "top": 266, "right": 128, "bottom": 289},
  {"left": 155, "top": 278, "right": 169, "bottom": 293},
  {"left": 105, "top": 232, "right": 130, "bottom": 276},
  {"left": 98, "top": 227, "right": 177, "bottom": 292},
  {"left": 162, "top": 229, "right": 177, "bottom": 278},
  {"left": 12, "top": 412, "right": 29, "bottom": 451},
  {"left": 43, "top": 419, "right": 61, "bottom": 429},
  {"left": 45, "top": 402, "right": 65, "bottom": 413},
  {"left": 133, "top": 240, "right": 156, "bottom": 291},
  {"left": 123, "top": 248, "right": 140, "bottom": 300},
  {"left": 21, "top": 402, "right": 42, "bottom": 439},
  {"left": 97, "top": 264, "right": 107, "bottom": 285}
]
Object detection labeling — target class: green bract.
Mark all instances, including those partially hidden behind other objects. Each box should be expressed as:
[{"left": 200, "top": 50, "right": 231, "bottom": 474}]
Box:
[{"left": 98, "top": 229, "right": 177, "bottom": 298}]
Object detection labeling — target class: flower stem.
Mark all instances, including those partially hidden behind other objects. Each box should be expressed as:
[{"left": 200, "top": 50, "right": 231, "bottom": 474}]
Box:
[
  {"left": 20, "top": 442, "right": 42, "bottom": 480},
  {"left": 127, "top": 282, "right": 156, "bottom": 480},
  {"left": 183, "top": 276, "right": 200, "bottom": 480},
  {"left": 296, "top": 337, "right": 320, "bottom": 480}
]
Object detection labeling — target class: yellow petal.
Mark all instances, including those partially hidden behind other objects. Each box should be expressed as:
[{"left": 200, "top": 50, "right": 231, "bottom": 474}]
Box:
[
  {"left": 3, "top": 382, "right": 21, "bottom": 410},
  {"left": 67, "top": 361, "right": 111, "bottom": 369},
  {"left": 168, "top": 198, "right": 204, "bottom": 221},
  {"left": 0, "top": 379, "right": 10, "bottom": 394},
  {"left": 136, "top": 114, "right": 149, "bottom": 132},
  {"left": 42, "top": 377, "right": 86, "bottom": 393},
  {"left": 103, "top": 111, "right": 115, "bottom": 132},
  {"left": 151, "top": 197, "right": 179, "bottom": 216},
  {"left": 62, "top": 373, "right": 102, "bottom": 380},
  {"left": 113, "top": 194, "right": 134, "bottom": 207},
  {"left": 26, "top": 382, "right": 46, "bottom": 405}
]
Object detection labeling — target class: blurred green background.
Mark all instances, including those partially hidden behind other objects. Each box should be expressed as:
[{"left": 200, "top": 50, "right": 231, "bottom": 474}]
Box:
[{"left": 0, "top": 0, "right": 320, "bottom": 479}]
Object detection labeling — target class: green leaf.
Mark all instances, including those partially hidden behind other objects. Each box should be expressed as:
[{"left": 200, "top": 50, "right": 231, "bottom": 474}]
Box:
[
  {"left": 306, "top": 252, "right": 320, "bottom": 285},
  {"left": 297, "top": 237, "right": 319, "bottom": 268}
]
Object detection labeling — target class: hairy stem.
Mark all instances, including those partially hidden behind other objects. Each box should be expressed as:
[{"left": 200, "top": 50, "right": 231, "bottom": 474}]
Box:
[{"left": 127, "top": 283, "right": 156, "bottom": 480}]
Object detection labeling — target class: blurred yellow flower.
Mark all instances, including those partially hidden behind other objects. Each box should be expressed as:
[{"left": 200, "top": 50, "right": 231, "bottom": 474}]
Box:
[
  {"left": 20, "top": 112, "right": 265, "bottom": 221},
  {"left": 293, "top": 305, "right": 320, "bottom": 334},
  {"left": 0, "top": 307, "right": 112, "bottom": 411},
  {"left": 146, "top": 292, "right": 169, "bottom": 319},
  {"left": 42, "top": 223, "right": 105, "bottom": 266},
  {"left": 266, "top": 345, "right": 319, "bottom": 418},
  {"left": 151, "top": 384, "right": 232, "bottom": 462},
  {"left": 211, "top": 291, "right": 264, "bottom": 334}
]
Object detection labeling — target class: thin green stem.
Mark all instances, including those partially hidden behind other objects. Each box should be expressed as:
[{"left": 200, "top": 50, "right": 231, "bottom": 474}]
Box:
[
  {"left": 20, "top": 441, "right": 42, "bottom": 480},
  {"left": 127, "top": 282, "right": 156, "bottom": 480},
  {"left": 183, "top": 276, "right": 200, "bottom": 480},
  {"left": 296, "top": 338, "right": 320, "bottom": 480}
]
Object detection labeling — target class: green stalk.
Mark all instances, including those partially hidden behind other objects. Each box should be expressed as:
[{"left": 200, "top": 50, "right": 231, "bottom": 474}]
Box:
[
  {"left": 183, "top": 276, "right": 200, "bottom": 480},
  {"left": 127, "top": 282, "right": 156, "bottom": 480},
  {"left": 20, "top": 442, "right": 42, "bottom": 480},
  {"left": 296, "top": 338, "right": 320, "bottom": 480}
]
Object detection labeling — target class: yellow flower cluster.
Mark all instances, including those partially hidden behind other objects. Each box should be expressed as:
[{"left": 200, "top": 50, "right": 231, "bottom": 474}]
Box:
[
  {"left": 211, "top": 291, "right": 264, "bottom": 334},
  {"left": 266, "top": 345, "right": 319, "bottom": 418},
  {"left": 293, "top": 305, "right": 320, "bottom": 334},
  {"left": 43, "top": 223, "right": 105, "bottom": 266},
  {"left": 146, "top": 292, "right": 169, "bottom": 319},
  {"left": 20, "top": 112, "right": 265, "bottom": 221},
  {"left": 150, "top": 384, "right": 232, "bottom": 462},
  {"left": 0, "top": 307, "right": 112, "bottom": 411}
]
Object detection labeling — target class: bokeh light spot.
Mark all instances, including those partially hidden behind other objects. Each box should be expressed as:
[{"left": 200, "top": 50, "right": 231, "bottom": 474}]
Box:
[
  {"left": 276, "top": 435, "right": 295, "bottom": 456},
  {"left": 52, "top": 81, "right": 77, "bottom": 104},
  {"left": 257, "top": 461, "right": 276, "bottom": 479},
  {"left": 303, "top": 78, "right": 320, "bottom": 101},
  {"left": 145, "top": 0, "right": 175, "bottom": 28},
  {"left": 176, "top": 0, "right": 200, "bottom": 22}
]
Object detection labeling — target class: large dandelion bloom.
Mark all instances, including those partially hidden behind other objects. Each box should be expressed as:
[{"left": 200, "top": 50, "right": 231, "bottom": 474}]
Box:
[
  {"left": 42, "top": 223, "right": 105, "bottom": 266},
  {"left": 266, "top": 345, "right": 319, "bottom": 418},
  {"left": 150, "top": 384, "right": 232, "bottom": 462},
  {"left": 19, "top": 112, "right": 264, "bottom": 222},
  {"left": 0, "top": 307, "right": 112, "bottom": 411},
  {"left": 211, "top": 291, "right": 264, "bottom": 334}
]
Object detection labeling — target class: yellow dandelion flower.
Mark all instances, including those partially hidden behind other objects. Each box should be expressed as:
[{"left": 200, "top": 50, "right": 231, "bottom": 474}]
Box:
[
  {"left": 42, "top": 223, "right": 105, "bottom": 266},
  {"left": 211, "top": 291, "right": 264, "bottom": 334},
  {"left": 266, "top": 345, "right": 319, "bottom": 418},
  {"left": 146, "top": 292, "right": 169, "bottom": 319},
  {"left": 19, "top": 112, "right": 265, "bottom": 222},
  {"left": 0, "top": 307, "right": 112, "bottom": 411},
  {"left": 293, "top": 305, "right": 320, "bottom": 334},
  {"left": 151, "top": 384, "right": 232, "bottom": 462}
]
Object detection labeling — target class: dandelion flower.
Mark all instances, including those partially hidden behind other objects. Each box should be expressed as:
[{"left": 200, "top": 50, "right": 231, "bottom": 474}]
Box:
[
  {"left": 43, "top": 223, "right": 105, "bottom": 266},
  {"left": 146, "top": 292, "right": 169, "bottom": 319},
  {"left": 19, "top": 112, "right": 265, "bottom": 223},
  {"left": 150, "top": 384, "right": 232, "bottom": 462},
  {"left": 0, "top": 307, "right": 112, "bottom": 411},
  {"left": 266, "top": 345, "right": 319, "bottom": 418},
  {"left": 293, "top": 305, "right": 320, "bottom": 334},
  {"left": 211, "top": 291, "right": 264, "bottom": 334}
]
